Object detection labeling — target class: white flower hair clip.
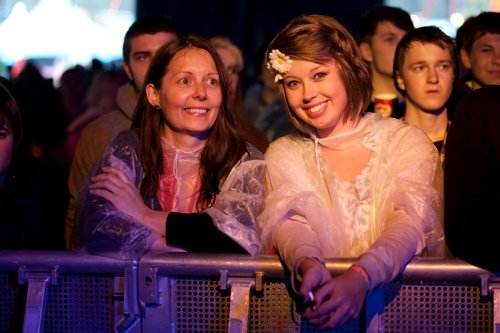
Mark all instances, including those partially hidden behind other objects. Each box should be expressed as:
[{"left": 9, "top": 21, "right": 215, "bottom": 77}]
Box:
[{"left": 266, "top": 49, "right": 293, "bottom": 82}]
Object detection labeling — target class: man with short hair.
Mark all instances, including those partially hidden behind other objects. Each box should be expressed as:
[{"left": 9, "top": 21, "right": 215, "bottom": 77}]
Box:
[
  {"left": 65, "top": 15, "right": 182, "bottom": 248},
  {"left": 393, "top": 26, "right": 459, "bottom": 166},
  {"left": 357, "top": 5, "right": 414, "bottom": 118},
  {"left": 458, "top": 11, "right": 500, "bottom": 90}
]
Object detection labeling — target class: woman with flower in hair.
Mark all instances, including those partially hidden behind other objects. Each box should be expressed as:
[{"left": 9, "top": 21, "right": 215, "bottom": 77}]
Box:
[
  {"left": 257, "top": 14, "right": 444, "bottom": 329},
  {"left": 73, "top": 36, "right": 266, "bottom": 259}
]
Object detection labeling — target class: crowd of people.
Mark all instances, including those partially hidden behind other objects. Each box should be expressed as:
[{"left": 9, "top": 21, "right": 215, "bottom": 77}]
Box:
[{"left": 1, "top": 6, "right": 499, "bottom": 330}]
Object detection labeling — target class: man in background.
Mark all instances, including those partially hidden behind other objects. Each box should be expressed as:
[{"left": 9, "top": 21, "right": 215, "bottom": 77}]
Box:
[
  {"left": 457, "top": 11, "right": 500, "bottom": 90},
  {"left": 65, "top": 15, "right": 182, "bottom": 249},
  {"left": 357, "top": 5, "right": 414, "bottom": 118}
]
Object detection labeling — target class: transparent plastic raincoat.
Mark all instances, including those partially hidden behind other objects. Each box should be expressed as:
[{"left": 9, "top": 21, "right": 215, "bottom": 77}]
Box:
[
  {"left": 257, "top": 113, "right": 445, "bottom": 289},
  {"left": 73, "top": 129, "right": 266, "bottom": 259}
]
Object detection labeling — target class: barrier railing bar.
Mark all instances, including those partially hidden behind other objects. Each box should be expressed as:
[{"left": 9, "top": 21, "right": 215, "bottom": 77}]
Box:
[
  {"left": 2, "top": 251, "right": 495, "bottom": 282},
  {"left": 140, "top": 252, "right": 495, "bottom": 282},
  {"left": 398, "top": 256, "right": 494, "bottom": 281},
  {"left": 0, "top": 250, "right": 130, "bottom": 274},
  {"left": 140, "top": 252, "right": 288, "bottom": 278}
]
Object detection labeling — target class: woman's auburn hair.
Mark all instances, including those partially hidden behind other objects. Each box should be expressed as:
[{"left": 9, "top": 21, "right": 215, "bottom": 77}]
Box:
[
  {"left": 131, "top": 35, "right": 248, "bottom": 209},
  {"left": 267, "top": 14, "right": 373, "bottom": 134}
]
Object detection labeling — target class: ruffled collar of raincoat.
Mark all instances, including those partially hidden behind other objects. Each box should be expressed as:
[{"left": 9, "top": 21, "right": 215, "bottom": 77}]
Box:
[
  {"left": 304, "top": 113, "right": 376, "bottom": 171},
  {"left": 306, "top": 113, "right": 370, "bottom": 150}
]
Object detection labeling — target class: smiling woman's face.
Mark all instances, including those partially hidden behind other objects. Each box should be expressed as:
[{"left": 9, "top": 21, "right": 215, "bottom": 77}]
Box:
[
  {"left": 147, "top": 47, "right": 222, "bottom": 144},
  {"left": 283, "top": 59, "right": 348, "bottom": 138}
]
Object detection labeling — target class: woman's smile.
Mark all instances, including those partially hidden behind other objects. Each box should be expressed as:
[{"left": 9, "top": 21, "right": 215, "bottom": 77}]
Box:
[{"left": 305, "top": 101, "right": 328, "bottom": 113}]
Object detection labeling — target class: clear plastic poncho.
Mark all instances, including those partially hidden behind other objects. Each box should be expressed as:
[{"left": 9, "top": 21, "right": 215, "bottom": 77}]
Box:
[
  {"left": 257, "top": 113, "right": 445, "bottom": 288},
  {"left": 73, "top": 130, "right": 266, "bottom": 259}
]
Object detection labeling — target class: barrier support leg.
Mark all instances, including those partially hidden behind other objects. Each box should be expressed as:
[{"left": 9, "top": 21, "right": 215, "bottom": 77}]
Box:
[
  {"left": 227, "top": 278, "right": 255, "bottom": 333},
  {"left": 494, "top": 286, "right": 500, "bottom": 333},
  {"left": 17, "top": 265, "right": 59, "bottom": 333},
  {"left": 116, "top": 261, "right": 142, "bottom": 333}
]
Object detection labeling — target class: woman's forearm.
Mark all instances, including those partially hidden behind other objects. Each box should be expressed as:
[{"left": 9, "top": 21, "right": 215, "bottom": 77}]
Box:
[{"left": 139, "top": 209, "right": 169, "bottom": 236}]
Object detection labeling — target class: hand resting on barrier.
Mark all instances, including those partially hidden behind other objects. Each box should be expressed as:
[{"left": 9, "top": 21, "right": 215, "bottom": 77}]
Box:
[{"left": 298, "top": 258, "right": 368, "bottom": 330}]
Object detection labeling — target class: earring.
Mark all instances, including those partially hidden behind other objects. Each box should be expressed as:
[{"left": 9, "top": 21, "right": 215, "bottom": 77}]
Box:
[{"left": 154, "top": 104, "right": 161, "bottom": 110}]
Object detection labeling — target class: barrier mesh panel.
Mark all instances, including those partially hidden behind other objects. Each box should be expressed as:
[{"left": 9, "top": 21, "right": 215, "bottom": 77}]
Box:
[
  {"left": 0, "top": 272, "right": 25, "bottom": 333},
  {"left": 170, "top": 277, "right": 229, "bottom": 332},
  {"left": 0, "top": 272, "right": 114, "bottom": 333},
  {"left": 169, "top": 277, "right": 363, "bottom": 333},
  {"left": 382, "top": 280, "right": 492, "bottom": 332},
  {"left": 2, "top": 271, "right": 495, "bottom": 332}
]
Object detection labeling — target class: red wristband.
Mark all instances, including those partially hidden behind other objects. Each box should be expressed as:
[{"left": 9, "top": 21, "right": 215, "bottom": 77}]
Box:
[{"left": 350, "top": 264, "right": 371, "bottom": 291}]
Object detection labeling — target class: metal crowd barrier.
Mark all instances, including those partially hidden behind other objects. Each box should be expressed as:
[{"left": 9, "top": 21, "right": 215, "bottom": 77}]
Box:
[{"left": 0, "top": 250, "right": 499, "bottom": 333}]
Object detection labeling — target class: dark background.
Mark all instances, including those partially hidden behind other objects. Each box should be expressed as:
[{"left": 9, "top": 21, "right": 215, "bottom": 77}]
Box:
[{"left": 136, "top": 0, "right": 383, "bottom": 78}]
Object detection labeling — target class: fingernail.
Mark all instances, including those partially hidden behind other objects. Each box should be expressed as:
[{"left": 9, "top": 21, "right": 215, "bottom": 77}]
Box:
[
  {"left": 308, "top": 290, "right": 317, "bottom": 311},
  {"left": 308, "top": 290, "right": 315, "bottom": 303}
]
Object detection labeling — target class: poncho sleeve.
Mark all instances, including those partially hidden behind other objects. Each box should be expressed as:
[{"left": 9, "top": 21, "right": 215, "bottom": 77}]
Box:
[
  {"left": 203, "top": 144, "right": 267, "bottom": 255},
  {"left": 72, "top": 130, "right": 158, "bottom": 259}
]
